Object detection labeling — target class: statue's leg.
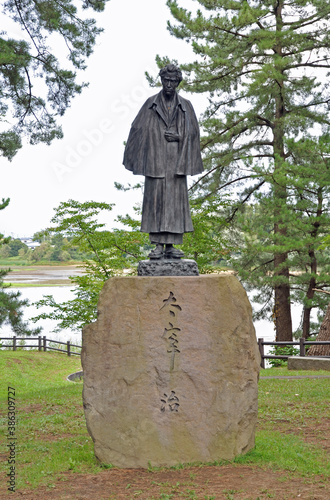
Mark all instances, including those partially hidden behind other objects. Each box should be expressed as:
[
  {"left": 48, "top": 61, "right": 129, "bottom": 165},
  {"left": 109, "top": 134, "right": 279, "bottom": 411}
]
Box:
[
  {"left": 164, "top": 244, "right": 184, "bottom": 259},
  {"left": 148, "top": 233, "right": 184, "bottom": 259},
  {"left": 148, "top": 243, "right": 164, "bottom": 259}
]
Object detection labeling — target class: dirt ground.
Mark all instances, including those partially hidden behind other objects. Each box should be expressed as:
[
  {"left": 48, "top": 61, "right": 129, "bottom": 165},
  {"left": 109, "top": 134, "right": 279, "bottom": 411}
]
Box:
[
  {"left": 1, "top": 406, "right": 329, "bottom": 498},
  {"left": 11, "top": 463, "right": 329, "bottom": 499},
  {"left": 4, "top": 414, "right": 326, "bottom": 500}
]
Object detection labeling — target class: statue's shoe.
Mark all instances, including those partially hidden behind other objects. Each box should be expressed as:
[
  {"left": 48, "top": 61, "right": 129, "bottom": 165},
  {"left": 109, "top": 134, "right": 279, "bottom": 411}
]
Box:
[
  {"left": 165, "top": 247, "right": 185, "bottom": 259},
  {"left": 148, "top": 246, "right": 164, "bottom": 259}
]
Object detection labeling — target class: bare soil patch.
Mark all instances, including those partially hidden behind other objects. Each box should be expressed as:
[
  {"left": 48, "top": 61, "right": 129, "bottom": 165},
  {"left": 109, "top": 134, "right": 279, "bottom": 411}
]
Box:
[
  {"left": 285, "top": 418, "right": 330, "bottom": 453},
  {"left": 15, "top": 465, "right": 329, "bottom": 499}
]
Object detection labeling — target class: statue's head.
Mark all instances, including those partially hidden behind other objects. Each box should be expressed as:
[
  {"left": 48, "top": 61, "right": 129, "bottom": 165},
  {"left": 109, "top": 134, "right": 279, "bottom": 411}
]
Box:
[{"left": 159, "top": 64, "right": 182, "bottom": 98}]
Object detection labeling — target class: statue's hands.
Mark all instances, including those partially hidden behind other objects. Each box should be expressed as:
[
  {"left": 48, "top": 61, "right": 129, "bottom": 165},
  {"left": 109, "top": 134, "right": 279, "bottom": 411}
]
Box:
[{"left": 165, "top": 131, "right": 180, "bottom": 142}]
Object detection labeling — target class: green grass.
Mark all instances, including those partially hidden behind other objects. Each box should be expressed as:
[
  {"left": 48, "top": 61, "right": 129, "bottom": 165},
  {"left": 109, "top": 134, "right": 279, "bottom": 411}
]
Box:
[
  {"left": 0, "top": 258, "right": 34, "bottom": 266},
  {"left": 260, "top": 366, "right": 330, "bottom": 377},
  {"left": 0, "top": 351, "right": 97, "bottom": 490},
  {"left": 234, "top": 430, "right": 328, "bottom": 475},
  {"left": 0, "top": 352, "right": 329, "bottom": 492},
  {"left": 0, "top": 258, "right": 81, "bottom": 266},
  {"left": 5, "top": 282, "right": 72, "bottom": 288},
  {"left": 5, "top": 282, "right": 71, "bottom": 288},
  {"left": 241, "top": 372, "right": 329, "bottom": 477}
]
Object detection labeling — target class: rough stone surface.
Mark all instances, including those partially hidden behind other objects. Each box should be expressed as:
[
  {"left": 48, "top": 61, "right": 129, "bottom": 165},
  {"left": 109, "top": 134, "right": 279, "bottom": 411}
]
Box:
[
  {"left": 82, "top": 275, "right": 260, "bottom": 468},
  {"left": 138, "top": 259, "right": 199, "bottom": 276},
  {"left": 288, "top": 356, "right": 330, "bottom": 371}
]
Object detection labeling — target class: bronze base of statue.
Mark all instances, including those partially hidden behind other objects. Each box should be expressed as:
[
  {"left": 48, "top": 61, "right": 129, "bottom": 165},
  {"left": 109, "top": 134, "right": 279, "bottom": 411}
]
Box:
[{"left": 138, "top": 259, "right": 199, "bottom": 276}]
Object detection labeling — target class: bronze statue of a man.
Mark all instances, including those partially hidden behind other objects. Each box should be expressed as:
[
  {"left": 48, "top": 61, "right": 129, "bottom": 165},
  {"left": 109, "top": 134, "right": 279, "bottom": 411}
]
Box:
[{"left": 123, "top": 64, "right": 203, "bottom": 259}]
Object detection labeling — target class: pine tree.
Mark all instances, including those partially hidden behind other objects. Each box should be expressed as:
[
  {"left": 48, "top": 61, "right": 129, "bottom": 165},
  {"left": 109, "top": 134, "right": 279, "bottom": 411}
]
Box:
[
  {"left": 162, "top": 0, "right": 330, "bottom": 340},
  {"left": 0, "top": 0, "right": 110, "bottom": 160},
  {"left": 286, "top": 136, "right": 330, "bottom": 338},
  {"left": 0, "top": 198, "right": 41, "bottom": 335},
  {"left": 230, "top": 138, "right": 330, "bottom": 339}
]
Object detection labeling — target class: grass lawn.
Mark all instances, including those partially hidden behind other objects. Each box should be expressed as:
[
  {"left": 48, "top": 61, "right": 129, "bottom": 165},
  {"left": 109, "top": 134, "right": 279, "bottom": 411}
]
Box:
[{"left": 0, "top": 351, "right": 329, "bottom": 498}]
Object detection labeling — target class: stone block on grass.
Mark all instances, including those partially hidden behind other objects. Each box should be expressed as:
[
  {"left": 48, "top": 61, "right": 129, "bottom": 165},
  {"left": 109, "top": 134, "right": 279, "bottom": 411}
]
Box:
[
  {"left": 82, "top": 274, "right": 260, "bottom": 468},
  {"left": 288, "top": 356, "right": 330, "bottom": 371}
]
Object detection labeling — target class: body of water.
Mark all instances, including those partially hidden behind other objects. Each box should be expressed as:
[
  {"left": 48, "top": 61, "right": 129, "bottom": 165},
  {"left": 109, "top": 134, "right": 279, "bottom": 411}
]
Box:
[
  {"left": 1, "top": 267, "right": 307, "bottom": 355},
  {"left": 0, "top": 286, "right": 80, "bottom": 344}
]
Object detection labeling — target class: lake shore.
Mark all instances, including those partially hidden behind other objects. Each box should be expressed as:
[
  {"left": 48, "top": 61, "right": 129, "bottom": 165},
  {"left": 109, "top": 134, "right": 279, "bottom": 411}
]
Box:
[{"left": 2, "top": 264, "right": 84, "bottom": 286}]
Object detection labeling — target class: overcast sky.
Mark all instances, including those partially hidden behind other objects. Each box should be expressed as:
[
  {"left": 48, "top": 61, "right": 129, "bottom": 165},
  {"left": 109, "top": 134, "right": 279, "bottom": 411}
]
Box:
[{"left": 1, "top": 0, "right": 205, "bottom": 237}]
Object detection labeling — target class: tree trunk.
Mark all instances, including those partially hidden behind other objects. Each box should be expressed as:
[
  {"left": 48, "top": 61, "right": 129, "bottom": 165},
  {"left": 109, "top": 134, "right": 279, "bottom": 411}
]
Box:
[
  {"left": 302, "top": 254, "right": 317, "bottom": 339},
  {"left": 302, "top": 188, "right": 322, "bottom": 339},
  {"left": 308, "top": 301, "right": 330, "bottom": 356},
  {"left": 274, "top": 251, "right": 292, "bottom": 341},
  {"left": 272, "top": 0, "right": 292, "bottom": 342}
]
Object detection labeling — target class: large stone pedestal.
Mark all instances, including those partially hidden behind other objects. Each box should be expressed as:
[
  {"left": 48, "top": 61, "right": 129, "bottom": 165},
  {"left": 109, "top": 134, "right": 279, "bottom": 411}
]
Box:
[{"left": 82, "top": 275, "right": 260, "bottom": 468}]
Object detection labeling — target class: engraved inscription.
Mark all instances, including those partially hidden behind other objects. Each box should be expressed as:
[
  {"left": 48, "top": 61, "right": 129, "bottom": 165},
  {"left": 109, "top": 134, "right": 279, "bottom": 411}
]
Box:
[
  {"left": 161, "top": 391, "right": 180, "bottom": 412},
  {"left": 163, "top": 322, "right": 181, "bottom": 370},
  {"left": 160, "top": 292, "right": 182, "bottom": 371},
  {"left": 159, "top": 292, "right": 183, "bottom": 412},
  {"left": 160, "top": 291, "right": 182, "bottom": 317}
]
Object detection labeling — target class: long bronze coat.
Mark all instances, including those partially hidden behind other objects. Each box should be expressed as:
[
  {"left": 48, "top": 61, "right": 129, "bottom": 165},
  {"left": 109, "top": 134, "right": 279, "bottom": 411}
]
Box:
[{"left": 123, "top": 91, "right": 203, "bottom": 237}]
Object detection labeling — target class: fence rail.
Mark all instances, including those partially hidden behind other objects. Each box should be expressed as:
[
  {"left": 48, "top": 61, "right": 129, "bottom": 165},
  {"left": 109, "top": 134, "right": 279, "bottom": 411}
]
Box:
[
  {"left": 1, "top": 336, "right": 329, "bottom": 364},
  {"left": 258, "top": 338, "right": 330, "bottom": 369},
  {"left": 0, "top": 336, "right": 81, "bottom": 356}
]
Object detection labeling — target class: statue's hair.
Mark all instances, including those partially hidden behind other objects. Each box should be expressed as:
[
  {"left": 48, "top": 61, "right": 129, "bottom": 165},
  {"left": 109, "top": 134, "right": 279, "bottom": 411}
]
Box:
[{"left": 159, "top": 64, "right": 183, "bottom": 83}]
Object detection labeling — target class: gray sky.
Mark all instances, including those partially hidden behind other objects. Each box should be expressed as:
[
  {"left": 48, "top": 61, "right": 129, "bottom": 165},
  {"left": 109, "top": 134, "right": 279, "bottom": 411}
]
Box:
[{"left": 1, "top": 0, "right": 204, "bottom": 237}]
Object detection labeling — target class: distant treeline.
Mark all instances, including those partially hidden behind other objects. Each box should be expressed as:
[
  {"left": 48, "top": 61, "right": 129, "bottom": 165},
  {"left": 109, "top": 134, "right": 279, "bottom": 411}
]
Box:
[{"left": 0, "top": 234, "right": 90, "bottom": 262}]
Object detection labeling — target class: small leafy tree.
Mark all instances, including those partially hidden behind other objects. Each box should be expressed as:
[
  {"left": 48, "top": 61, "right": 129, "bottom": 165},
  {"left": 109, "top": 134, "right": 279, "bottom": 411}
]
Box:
[
  {"left": 181, "top": 194, "right": 231, "bottom": 272},
  {"left": 33, "top": 200, "right": 149, "bottom": 332},
  {"left": 33, "top": 196, "right": 230, "bottom": 332}
]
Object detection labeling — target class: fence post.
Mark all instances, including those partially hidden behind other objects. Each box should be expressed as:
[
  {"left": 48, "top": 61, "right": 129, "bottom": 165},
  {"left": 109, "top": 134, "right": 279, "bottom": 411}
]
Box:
[
  {"left": 67, "top": 341, "right": 71, "bottom": 357},
  {"left": 299, "top": 337, "right": 305, "bottom": 357},
  {"left": 38, "top": 336, "right": 42, "bottom": 351},
  {"left": 43, "top": 336, "right": 47, "bottom": 352},
  {"left": 13, "top": 336, "right": 16, "bottom": 351},
  {"left": 258, "top": 338, "right": 265, "bottom": 369}
]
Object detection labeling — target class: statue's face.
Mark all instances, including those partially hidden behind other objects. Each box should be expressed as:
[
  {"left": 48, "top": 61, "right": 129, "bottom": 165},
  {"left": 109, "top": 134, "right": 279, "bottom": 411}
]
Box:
[{"left": 161, "top": 75, "right": 179, "bottom": 98}]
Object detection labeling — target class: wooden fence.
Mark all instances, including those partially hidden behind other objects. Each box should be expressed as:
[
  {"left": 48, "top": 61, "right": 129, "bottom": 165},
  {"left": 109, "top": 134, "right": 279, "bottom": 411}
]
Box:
[
  {"left": 1, "top": 336, "right": 329, "bottom": 365},
  {"left": 258, "top": 338, "right": 330, "bottom": 369},
  {"left": 0, "top": 336, "right": 81, "bottom": 356}
]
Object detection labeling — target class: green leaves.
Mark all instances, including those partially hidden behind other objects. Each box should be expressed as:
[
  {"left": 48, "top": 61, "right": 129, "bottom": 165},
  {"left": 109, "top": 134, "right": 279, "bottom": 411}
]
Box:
[
  {"left": 33, "top": 199, "right": 149, "bottom": 331},
  {"left": 0, "top": 0, "right": 111, "bottom": 159},
  {"left": 163, "top": 0, "right": 330, "bottom": 339},
  {"left": 0, "top": 197, "right": 40, "bottom": 335},
  {"left": 182, "top": 194, "right": 231, "bottom": 272}
]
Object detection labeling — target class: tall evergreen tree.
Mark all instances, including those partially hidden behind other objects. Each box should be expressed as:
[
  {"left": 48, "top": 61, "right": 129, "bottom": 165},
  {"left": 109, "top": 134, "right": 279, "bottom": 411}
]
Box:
[
  {"left": 162, "top": 0, "right": 330, "bottom": 340},
  {"left": 287, "top": 136, "right": 330, "bottom": 338},
  {"left": 0, "top": 0, "right": 110, "bottom": 160},
  {"left": 230, "top": 136, "right": 330, "bottom": 339}
]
